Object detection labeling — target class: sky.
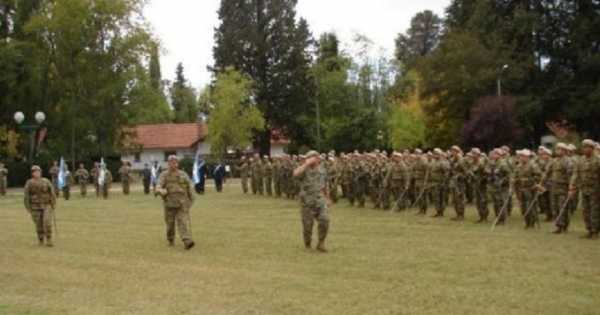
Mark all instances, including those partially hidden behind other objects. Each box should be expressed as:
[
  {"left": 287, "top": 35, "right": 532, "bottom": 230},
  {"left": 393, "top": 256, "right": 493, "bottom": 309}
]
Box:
[{"left": 144, "top": 0, "right": 451, "bottom": 90}]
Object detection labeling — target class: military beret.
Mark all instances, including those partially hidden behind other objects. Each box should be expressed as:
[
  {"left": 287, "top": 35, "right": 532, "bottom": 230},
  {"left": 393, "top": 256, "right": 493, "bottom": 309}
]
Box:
[
  {"left": 415, "top": 149, "right": 423, "bottom": 154},
  {"left": 450, "top": 145, "right": 462, "bottom": 152},
  {"left": 582, "top": 139, "right": 595, "bottom": 148},
  {"left": 471, "top": 148, "right": 482, "bottom": 156},
  {"left": 538, "top": 146, "right": 552, "bottom": 155},
  {"left": 567, "top": 144, "right": 577, "bottom": 151},
  {"left": 167, "top": 155, "right": 178, "bottom": 161},
  {"left": 31, "top": 165, "right": 41, "bottom": 172},
  {"left": 555, "top": 143, "right": 569, "bottom": 151},
  {"left": 517, "top": 149, "right": 532, "bottom": 157}
]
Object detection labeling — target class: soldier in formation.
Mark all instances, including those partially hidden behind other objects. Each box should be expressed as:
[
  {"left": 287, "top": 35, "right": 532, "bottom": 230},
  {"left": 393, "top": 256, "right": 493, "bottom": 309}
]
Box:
[
  {"left": 75, "top": 163, "right": 90, "bottom": 197},
  {"left": 244, "top": 139, "right": 600, "bottom": 241}
]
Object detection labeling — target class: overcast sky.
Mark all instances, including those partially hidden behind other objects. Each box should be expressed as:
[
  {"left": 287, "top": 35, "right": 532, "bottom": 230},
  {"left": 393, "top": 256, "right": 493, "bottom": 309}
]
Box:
[{"left": 144, "top": 0, "right": 451, "bottom": 90}]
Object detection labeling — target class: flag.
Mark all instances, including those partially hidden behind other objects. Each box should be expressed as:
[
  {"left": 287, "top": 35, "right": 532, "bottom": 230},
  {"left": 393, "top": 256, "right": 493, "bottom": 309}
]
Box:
[
  {"left": 151, "top": 163, "right": 159, "bottom": 185},
  {"left": 58, "top": 157, "right": 66, "bottom": 189},
  {"left": 98, "top": 158, "right": 106, "bottom": 187},
  {"left": 192, "top": 154, "right": 200, "bottom": 185}
]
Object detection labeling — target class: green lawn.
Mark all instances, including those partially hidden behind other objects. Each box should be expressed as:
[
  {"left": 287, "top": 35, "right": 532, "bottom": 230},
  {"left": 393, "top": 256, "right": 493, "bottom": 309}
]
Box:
[{"left": 1, "top": 182, "right": 599, "bottom": 315}]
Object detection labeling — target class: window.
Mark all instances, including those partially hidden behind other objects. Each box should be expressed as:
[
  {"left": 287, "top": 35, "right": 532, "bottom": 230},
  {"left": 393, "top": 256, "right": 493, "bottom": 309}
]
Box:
[
  {"left": 164, "top": 151, "right": 177, "bottom": 161},
  {"left": 134, "top": 152, "right": 141, "bottom": 163}
]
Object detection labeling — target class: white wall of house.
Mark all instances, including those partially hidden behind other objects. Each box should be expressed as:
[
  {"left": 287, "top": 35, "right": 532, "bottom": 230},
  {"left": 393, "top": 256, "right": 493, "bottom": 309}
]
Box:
[
  {"left": 123, "top": 146, "right": 201, "bottom": 170},
  {"left": 270, "top": 143, "right": 286, "bottom": 156}
]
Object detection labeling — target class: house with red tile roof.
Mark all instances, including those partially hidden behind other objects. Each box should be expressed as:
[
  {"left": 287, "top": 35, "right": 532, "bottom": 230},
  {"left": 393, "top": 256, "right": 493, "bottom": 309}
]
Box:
[{"left": 122, "top": 122, "right": 289, "bottom": 169}]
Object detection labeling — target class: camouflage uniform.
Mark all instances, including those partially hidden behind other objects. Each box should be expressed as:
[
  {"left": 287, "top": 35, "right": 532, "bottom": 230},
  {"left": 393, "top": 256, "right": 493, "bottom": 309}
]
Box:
[
  {"left": 429, "top": 155, "right": 449, "bottom": 217},
  {"left": 450, "top": 154, "right": 469, "bottom": 219},
  {"left": 273, "top": 159, "right": 281, "bottom": 197},
  {"left": 101, "top": 170, "right": 113, "bottom": 199},
  {"left": 514, "top": 157, "right": 542, "bottom": 228},
  {"left": 412, "top": 156, "right": 429, "bottom": 214},
  {"left": 253, "top": 160, "right": 264, "bottom": 195},
  {"left": 0, "top": 163, "right": 7, "bottom": 196},
  {"left": 570, "top": 150, "right": 600, "bottom": 237},
  {"left": 341, "top": 159, "right": 355, "bottom": 205},
  {"left": 158, "top": 167, "right": 195, "bottom": 248},
  {"left": 75, "top": 166, "right": 90, "bottom": 197},
  {"left": 263, "top": 159, "right": 273, "bottom": 196},
  {"left": 487, "top": 157, "right": 511, "bottom": 224},
  {"left": 296, "top": 158, "right": 330, "bottom": 250},
  {"left": 326, "top": 159, "right": 339, "bottom": 203},
  {"left": 91, "top": 165, "right": 100, "bottom": 197},
  {"left": 238, "top": 160, "right": 249, "bottom": 194},
  {"left": 118, "top": 164, "right": 131, "bottom": 195},
  {"left": 536, "top": 156, "right": 553, "bottom": 221},
  {"left": 548, "top": 155, "right": 573, "bottom": 232},
  {"left": 470, "top": 157, "right": 489, "bottom": 221},
  {"left": 385, "top": 157, "right": 410, "bottom": 211},
  {"left": 49, "top": 164, "right": 60, "bottom": 197},
  {"left": 24, "top": 173, "right": 56, "bottom": 246},
  {"left": 353, "top": 159, "right": 368, "bottom": 208}
]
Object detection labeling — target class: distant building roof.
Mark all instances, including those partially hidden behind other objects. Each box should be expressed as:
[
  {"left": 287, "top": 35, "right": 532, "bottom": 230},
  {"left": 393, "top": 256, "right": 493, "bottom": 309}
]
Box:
[
  {"left": 128, "top": 123, "right": 207, "bottom": 150},
  {"left": 127, "top": 123, "right": 289, "bottom": 150}
]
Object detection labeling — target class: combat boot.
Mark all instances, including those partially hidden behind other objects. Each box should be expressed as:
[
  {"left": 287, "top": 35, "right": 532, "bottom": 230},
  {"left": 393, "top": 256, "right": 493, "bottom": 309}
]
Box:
[
  {"left": 38, "top": 238, "right": 44, "bottom": 246},
  {"left": 184, "top": 240, "right": 195, "bottom": 250},
  {"left": 580, "top": 232, "right": 593, "bottom": 239},
  {"left": 316, "top": 240, "right": 327, "bottom": 253},
  {"left": 552, "top": 227, "right": 564, "bottom": 234},
  {"left": 304, "top": 240, "right": 311, "bottom": 250},
  {"left": 168, "top": 239, "right": 175, "bottom": 247},
  {"left": 45, "top": 237, "right": 53, "bottom": 247}
]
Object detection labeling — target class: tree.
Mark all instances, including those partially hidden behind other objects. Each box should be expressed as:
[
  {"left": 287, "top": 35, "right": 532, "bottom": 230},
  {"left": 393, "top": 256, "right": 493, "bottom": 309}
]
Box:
[
  {"left": 387, "top": 71, "right": 426, "bottom": 149},
  {"left": 212, "top": 0, "right": 314, "bottom": 154},
  {"left": 208, "top": 68, "right": 264, "bottom": 157},
  {"left": 149, "top": 42, "right": 162, "bottom": 92},
  {"left": 460, "top": 96, "right": 524, "bottom": 151},
  {"left": 394, "top": 10, "right": 442, "bottom": 70},
  {"left": 170, "top": 63, "right": 198, "bottom": 123},
  {"left": 126, "top": 66, "right": 172, "bottom": 125}
]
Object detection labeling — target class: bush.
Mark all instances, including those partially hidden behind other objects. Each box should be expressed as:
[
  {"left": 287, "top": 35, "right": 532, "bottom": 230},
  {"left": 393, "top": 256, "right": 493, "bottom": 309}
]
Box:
[{"left": 6, "top": 161, "right": 31, "bottom": 188}]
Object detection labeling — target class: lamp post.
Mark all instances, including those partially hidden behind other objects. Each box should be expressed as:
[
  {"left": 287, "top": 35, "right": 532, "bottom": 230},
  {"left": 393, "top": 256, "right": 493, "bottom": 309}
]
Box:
[
  {"left": 497, "top": 64, "right": 509, "bottom": 97},
  {"left": 14, "top": 111, "right": 46, "bottom": 162}
]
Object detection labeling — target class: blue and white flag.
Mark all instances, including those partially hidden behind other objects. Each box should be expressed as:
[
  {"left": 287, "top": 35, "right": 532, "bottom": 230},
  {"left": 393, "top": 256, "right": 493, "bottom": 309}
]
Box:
[
  {"left": 151, "top": 164, "right": 159, "bottom": 185},
  {"left": 192, "top": 154, "right": 201, "bottom": 185},
  {"left": 98, "top": 158, "right": 106, "bottom": 187},
  {"left": 58, "top": 157, "right": 66, "bottom": 189}
]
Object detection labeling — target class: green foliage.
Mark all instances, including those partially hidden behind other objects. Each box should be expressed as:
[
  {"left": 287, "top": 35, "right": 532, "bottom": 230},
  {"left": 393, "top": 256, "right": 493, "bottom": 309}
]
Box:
[
  {"left": 208, "top": 68, "right": 265, "bottom": 157},
  {"left": 387, "top": 72, "right": 426, "bottom": 149},
  {"left": 126, "top": 66, "right": 173, "bottom": 125},
  {"left": 394, "top": 10, "right": 442, "bottom": 70},
  {"left": 170, "top": 63, "right": 198, "bottom": 123}
]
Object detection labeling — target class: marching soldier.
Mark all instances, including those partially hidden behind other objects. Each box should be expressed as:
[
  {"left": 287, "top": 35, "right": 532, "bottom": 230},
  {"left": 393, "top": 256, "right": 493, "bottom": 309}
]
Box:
[
  {"left": 0, "top": 162, "right": 7, "bottom": 196},
  {"left": 293, "top": 150, "right": 330, "bottom": 252},
  {"left": 487, "top": 149, "right": 511, "bottom": 225},
  {"left": 546, "top": 143, "right": 573, "bottom": 234},
  {"left": 449, "top": 146, "right": 468, "bottom": 221},
  {"left": 75, "top": 163, "right": 90, "bottom": 197},
  {"left": 24, "top": 165, "right": 56, "bottom": 247},
  {"left": 156, "top": 155, "right": 196, "bottom": 250},
  {"left": 469, "top": 149, "right": 489, "bottom": 222},
  {"left": 569, "top": 140, "right": 600, "bottom": 239}
]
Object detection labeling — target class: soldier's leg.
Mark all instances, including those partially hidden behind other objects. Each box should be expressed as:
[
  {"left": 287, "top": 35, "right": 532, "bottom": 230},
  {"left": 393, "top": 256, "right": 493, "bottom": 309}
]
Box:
[
  {"left": 65, "top": 187, "right": 70, "bottom": 200},
  {"left": 175, "top": 208, "right": 193, "bottom": 245},
  {"left": 358, "top": 184, "right": 366, "bottom": 208},
  {"left": 164, "top": 208, "right": 176, "bottom": 245},
  {"left": 330, "top": 183, "right": 338, "bottom": 203},
  {"left": 30, "top": 210, "right": 44, "bottom": 244},
  {"left": 519, "top": 191, "right": 529, "bottom": 227},
  {"left": 251, "top": 178, "right": 257, "bottom": 194},
  {"left": 453, "top": 183, "right": 465, "bottom": 218},
  {"left": 315, "top": 206, "right": 329, "bottom": 252},
  {"left": 591, "top": 196, "right": 600, "bottom": 236},
  {"left": 580, "top": 195, "right": 592, "bottom": 234},
  {"left": 0, "top": 180, "right": 6, "bottom": 195},
  {"left": 554, "top": 194, "right": 569, "bottom": 231},
  {"left": 301, "top": 207, "right": 314, "bottom": 248},
  {"left": 42, "top": 208, "right": 52, "bottom": 246},
  {"left": 435, "top": 187, "right": 445, "bottom": 216},
  {"left": 267, "top": 178, "right": 272, "bottom": 196}
]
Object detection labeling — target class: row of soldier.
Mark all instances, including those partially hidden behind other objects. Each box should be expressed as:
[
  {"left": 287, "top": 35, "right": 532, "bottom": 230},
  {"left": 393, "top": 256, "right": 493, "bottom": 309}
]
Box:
[{"left": 238, "top": 139, "right": 600, "bottom": 239}]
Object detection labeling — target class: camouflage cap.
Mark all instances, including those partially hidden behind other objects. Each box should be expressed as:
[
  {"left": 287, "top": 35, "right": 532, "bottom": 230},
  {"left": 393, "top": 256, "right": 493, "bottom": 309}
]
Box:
[
  {"left": 305, "top": 150, "right": 319, "bottom": 158},
  {"left": 582, "top": 139, "right": 595, "bottom": 148},
  {"left": 538, "top": 146, "right": 552, "bottom": 155},
  {"left": 167, "top": 155, "right": 178, "bottom": 161},
  {"left": 31, "top": 165, "right": 41, "bottom": 172}
]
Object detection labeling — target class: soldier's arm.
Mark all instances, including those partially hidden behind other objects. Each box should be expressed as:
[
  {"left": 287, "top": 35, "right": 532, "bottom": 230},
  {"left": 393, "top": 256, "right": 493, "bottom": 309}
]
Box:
[
  {"left": 46, "top": 179, "right": 56, "bottom": 209},
  {"left": 185, "top": 172, "right": 195, "bottom": 204}
]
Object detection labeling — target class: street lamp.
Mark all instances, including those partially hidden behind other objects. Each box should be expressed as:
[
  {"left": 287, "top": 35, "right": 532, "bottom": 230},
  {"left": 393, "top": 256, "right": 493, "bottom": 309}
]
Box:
[
  {"left": 497, "top": 64, "right": 509, "bottom": 97},
  {"left": 14, "top": 111, "right": 46, "bottom": 161}
]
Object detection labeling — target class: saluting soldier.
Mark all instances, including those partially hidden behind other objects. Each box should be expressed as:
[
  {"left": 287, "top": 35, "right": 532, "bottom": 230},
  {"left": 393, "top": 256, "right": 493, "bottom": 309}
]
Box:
[
  {"left": 293, "top": 150, "right": 330, "bottom": 253},
  {"left": 24, "top": 165, "right": 57, "bottom": 247},
  {"left": 156, "top": 155, "right": 196, "bottom": 250},
  {"left": 75, "top": 163, "right": 90, "bottom": 197}
]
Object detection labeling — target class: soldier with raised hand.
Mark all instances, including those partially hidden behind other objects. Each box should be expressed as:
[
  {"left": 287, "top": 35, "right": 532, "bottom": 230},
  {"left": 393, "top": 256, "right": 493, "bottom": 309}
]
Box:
[
  {"left": 294, "top": 150, "right": 330, "bottom": 253},
  {"left": 75, "top": 163, "right": 90, "bottom": 197},
  {"left": 49, "top": 160, "right": 60, "bottom": 197},
  {"left": 569, "top": 139, "right": 600, "bottom": 239},
  {"left": 0, "top": 162, "right": 8, "bottom": 196},
  {"left": 514, "top": 149, "right": 542, "bottom": 228},
  {"left": 24, "top": 165, "right": 56, "bottom": 247},
  {"left": 546, "top": 143, "right": 574, "bottom": 234},
  {"left": 156, "top": 155, "right": 195, "bottom": 250},
  {"left": 118, "top": 161, "right": 131, "bottom": 195}
]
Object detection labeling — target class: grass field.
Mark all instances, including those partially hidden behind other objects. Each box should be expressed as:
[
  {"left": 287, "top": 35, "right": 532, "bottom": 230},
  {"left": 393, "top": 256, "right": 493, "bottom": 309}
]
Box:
[{"left": 1, "top": 181, "right": 599, "bottom": 315}]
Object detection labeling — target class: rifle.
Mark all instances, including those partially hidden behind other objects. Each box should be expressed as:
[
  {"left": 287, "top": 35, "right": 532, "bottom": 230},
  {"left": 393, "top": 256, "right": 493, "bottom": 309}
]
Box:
[
  {"left": 553, "top": 196, "right": 572, "bottom": 228},
  {"left": 411, "top": 167, "right": 430, "bottom": 208},
  {"left": 391, "top": 187, "right": 408, "bottom": 212},
  {"left": 491, "top": 185, "right": 513, "bottom": 231},
  {"left": 523, "top": 191, "right": 542, "bottom": 229}
]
